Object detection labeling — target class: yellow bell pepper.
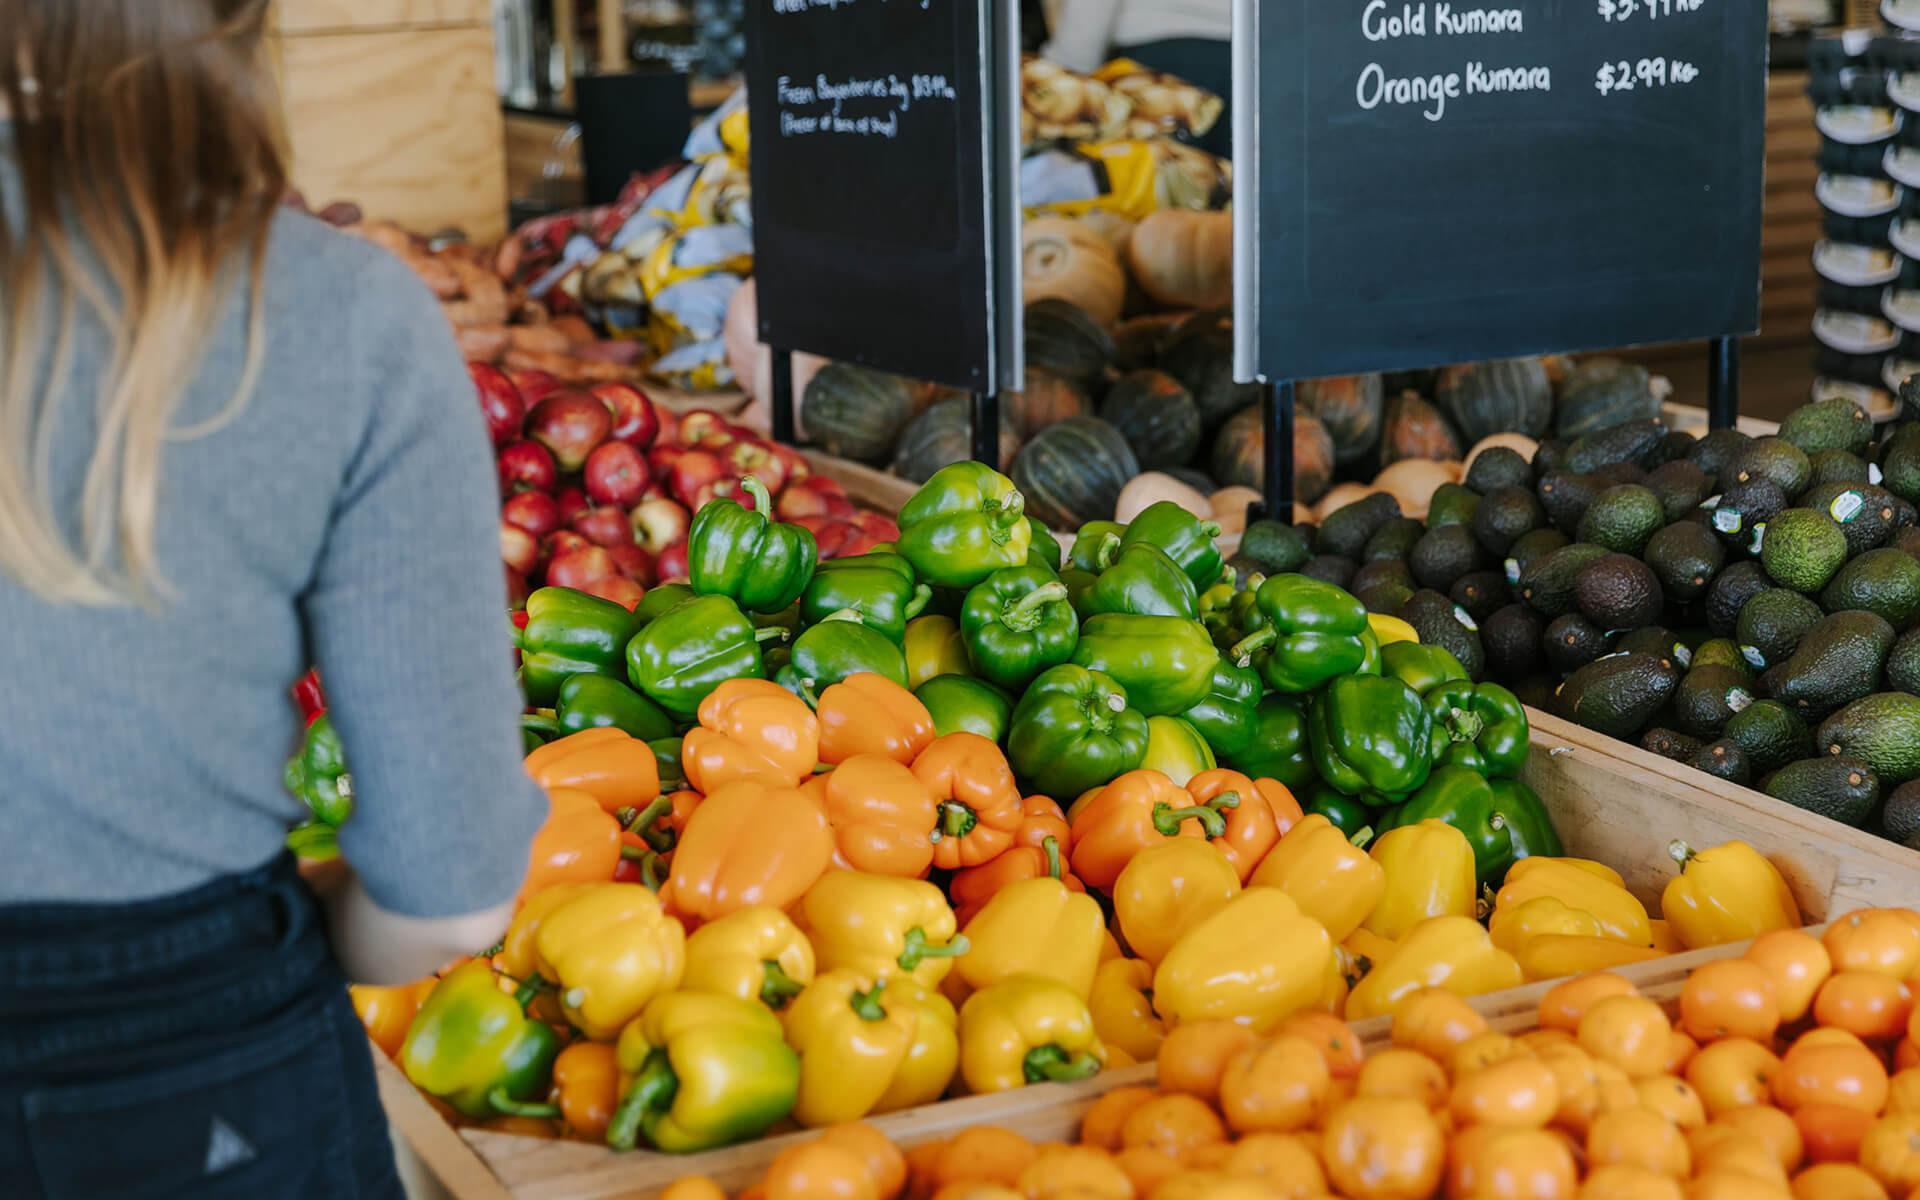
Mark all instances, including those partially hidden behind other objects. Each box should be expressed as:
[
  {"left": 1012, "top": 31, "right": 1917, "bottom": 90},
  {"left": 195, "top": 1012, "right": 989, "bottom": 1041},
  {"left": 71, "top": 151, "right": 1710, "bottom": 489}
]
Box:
[
  {"left": 1514, "top": 934, "right": 1667, "bottom": 982},
  {"left": 958, "top": 974, "right": 1106, "bottom": 1094},
  {"left": 1648, "top": 919, "right": 1683, "bottom": 954},
  {"left": 799, "top": 871, "right": 968, "bottom": 989},
  {"left": 904, "top": 615, "right": 970, "bottom": 689},
  {"left": 781, "top": 968, "right": 958, "bottom": 1126},
  {"left": 1087, "top": 958, "right": 1166, "bottom": 1062},
  {"left": 1316, "top": 945, "right": 1350, "bottom": 1014},
  {"left": 503, "top": 882, "right": 686, "bottom": 1039},
  {"left": 957, "top": 875, "right": 1105, "bottom": 998},
  {"left": 1364, "top": 819, "right": 1475, "bottom": 941},
  {"left": 1488, "top": 895, "right": 1608, "bottom": 955},
  {"left": 1344, "top": 915, "right": 1522, "bottom": 1021},
  {"left": 1660, "top": 839, "right": 1802, "bottom": 950},
  {"left": 680, "top": 906, "right": 816, "bottom": 1011},
  {"left": 1250, "top": 814, "right": 1386, "bottom": 942},
  {"left": 1496, "top": 858, "right": 1651, "bottom": 948},
  {"left": 1111, "top": 839, "right": 1241, "bottom": 965},
  {"left": 1152, "top": 887, "right": 1332, "bottom": 1032},
  {"left": 609, "top": 990, "right": 799, "bottom": 1152},
  {"left": 1341, "top": 927, "right": 1400, "bottom": 985},
  {"left": 1367, "top": 613, "right": 1420, "bottom": 646}
]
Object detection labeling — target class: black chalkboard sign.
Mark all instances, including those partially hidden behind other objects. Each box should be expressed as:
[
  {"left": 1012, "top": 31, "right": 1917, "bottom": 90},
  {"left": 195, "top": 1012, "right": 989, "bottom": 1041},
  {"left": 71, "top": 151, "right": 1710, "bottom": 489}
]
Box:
[
  {"left": 744, "top": 0, "right": 1014, "bottom": 393},
  {"left": 1233, "top": 0, "right": 1768, "bottom": 382}
]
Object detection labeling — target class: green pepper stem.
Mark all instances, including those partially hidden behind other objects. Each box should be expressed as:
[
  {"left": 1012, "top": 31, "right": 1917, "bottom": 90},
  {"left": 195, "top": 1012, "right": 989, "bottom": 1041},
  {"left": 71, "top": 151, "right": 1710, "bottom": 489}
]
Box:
[
  {"left": 761, "top": 961, "right": 805, "bottom": 1009},
  {"left": 898, "top": 928, "right": 970, "bottom": 971},
  {"left": 941, "top": 802, "right": 978, "bottom": 839},
  {"left": 512, "top": 976, "right": 549, "bottom": 1010},
  {"left": 741, "top": 475, "right": 774, "bottom": 516},
  {"left": 1667, "top": 839, "right": 1697, "bottom": 869},
  {"left": 1207, "top": 792, "right": 1241, "bottom": 814},
  {"left": 1199, "top": 520, "right": 1223, "bottom": 540},
  {"left": 1000, "top": 581, "right": 1070, "bottom": 631},
  {"left": 988, "top": 490, "right": 1027, "bottom": 533},
  {"left": 1349, "top": 825, "right": 1376, "bottom": 851},
  {"left": 1153, "top": 802, "right": 1228, "bottom": 839},
  {"left": 820, "top": 608, "right": 866, "bottom": 626},
  {"left": 849, "top": 978, "right": 889, "bottom": 1022},
  {"left": 1444, "top": 706, "right": 1485, "bottom": 743},
  {"left": 1086, "top": 532, "right": 1120, "bottom": 572},
  {"left": 1042, "top": 835, "right": 1063, "bottom": 880},
  {"left": 640, "top": 851, "right": 666, "bottom": 893},
  {"left": 790, "top": 676, "right": 822, "bottom": 709},
  {"left": 487, "top": 1089, "right": 560, "bottom": 1120},
  {"left": 520, "top": 711, "right": 560, "bottom": 739},
  {"left": 605, "top": 1049, "right": 678, "bottom": 1152},
  {"left": 754, "top": 625, "right": 790, "bottom": 644},
  {"left": 622, "top": 795, "right": 673, "bottom": 837},
  {"left": 904, "top": 584, "right": 933, "bottom": 622},
  {"left": 1229, "top": 627, "right": 1276, "bottom": 668},
  {"left": 1022, "top": 1044, "right": 1103, "bottom": 1085}
]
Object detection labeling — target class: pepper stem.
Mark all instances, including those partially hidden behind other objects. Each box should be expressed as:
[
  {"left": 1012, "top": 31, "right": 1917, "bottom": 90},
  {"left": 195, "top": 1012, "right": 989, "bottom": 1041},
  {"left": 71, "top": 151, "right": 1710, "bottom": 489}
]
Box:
[
  {"left": 512, "top": 976, "right": 550, "bottom": 1011},
  {"left": 604, "top": 1049, "right": 677, "bottom": 1152},
  {"left": 941, "top": 802, "right": 978, "bottom": 839},
  {"left": 820, "top": 608, "right": 866, "bottom": 626},
  {"left": 1085, "top": 532, "right": 1120, "bottom": 572},
  {"left": 898, "top": 927, "right": 970, "bottom": 971},
  {"left": 761, "top": 961, "right": 805, "bottom": 1009},
  {"left": 1022, "top": 1044, "right": 1103, "bottom": 1085},
  {"left": 1153, "top": 802, "right": 1228, "bottom": 839},
  {"left": 639, "top": 851, "right": 666, "bottom": 893},
  {"left": 988, "top": 490, "right": 1028, "bottom": 534},
  {"left": 1445, "top": 705, "right": 1485, "bottom": 743},
  {"left": 849, "top": 978, "right": 889, "bottom": 1022},
  {"left": 904, "top": 584, "right": 933, "bottom": 622},
  {"left": 1199, "top": 520, "right": 1223, "bottom": 540},
  {"left": 520, "top": 711, "right": 560, "bottom": 739},
  {"left": 623, "top": 795, "right": 672, "bottom": 837},
  {"left": 1000, "top": 581, "right": 1070, "bottom": 631},
  {"left": 1042, "top": 835, "right": 1063, "bottom": 880},
  {"left": 1349, "top": 825, "right": 1376, "bottom": 851},
  {"left": 487, "top": 1089, "right": 560, "bottom": 1120},
  {"left": 741, "top": 475, "right": 773, "bottom": 516},
  {"left": 1667, "top": 839, "right": 1697, "bottom": 869},
  {"left": 753, "top": 626, "right": 790, "bottom": 644},
  {"left": 790, "top": 676, "right": 822, "bottom": 709},
  {"left": 1229, "top": 627, "right": 1276, "bottom": 668},
  {"left": 1206, "top": 792, "right": 1242, "bottom": 815}
]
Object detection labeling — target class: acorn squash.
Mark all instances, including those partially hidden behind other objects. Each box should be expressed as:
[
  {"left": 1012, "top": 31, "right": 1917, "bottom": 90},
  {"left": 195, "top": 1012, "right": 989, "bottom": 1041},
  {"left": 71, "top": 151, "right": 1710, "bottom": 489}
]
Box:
[
  {"left": 1024, "top": 298, "right": 1114, "bottom": 384},
  {"left": 801, "top": 363, "right": 919, "bottom": 465},
  {"left": 1210, "top": 404, "right": 1335, "bottom": 504},
  {"left": 1011, "top": 416, "right": 1141, "bottom": 529},
  {"left": 1553, "top": 357, "right": 1659, "bottom": 437},
  {"left": 1436, "top": 358, "right": 1554, "bottom": 443},
  {"left": 1006, "top": 366, "right": 1093, "bottom": 439},
  {"left": 892, "top": 397, "right": 1023, "bottom": 484},
  {"left": 1160, "top": 310, "right": 1260, "bottom": 433},
  {"left": 1380, "top": 390, "right": 1464, "bottom": 465},
  {"left": 1300, "top": 374, "right": 1385, "bottom": 465},
  {"left": 1101, "top": 368, "right": 1201, "bottom": 469}
]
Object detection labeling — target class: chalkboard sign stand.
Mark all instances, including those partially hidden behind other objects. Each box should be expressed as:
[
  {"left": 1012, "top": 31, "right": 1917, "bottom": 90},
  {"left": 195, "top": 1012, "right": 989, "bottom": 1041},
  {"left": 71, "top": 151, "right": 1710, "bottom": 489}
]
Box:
[
  {"left": 1707, "top": 336, "right": 1740, "bottom": 431},
  {"left": 769, "top": 347, "right": 796, "bottom": 447},
  {"left": 1260, "top": 381, "right": 1295, "bottom": 524},
  {"left": 970, "top": 391, "right": 1001, "bottom": 470}
]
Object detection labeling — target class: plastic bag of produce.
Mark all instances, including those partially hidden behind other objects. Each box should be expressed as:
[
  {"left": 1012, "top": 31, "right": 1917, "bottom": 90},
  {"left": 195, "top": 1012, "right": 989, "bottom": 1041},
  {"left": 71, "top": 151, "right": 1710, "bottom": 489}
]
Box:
[
  {"left": 684, "top": 87, "right": 749, "bottom": 162},
  {"left": 1090, "top": 58, "right": 1225, "bottom": 141},
  {"left": 639, "top": 224, "right": 753, "bottom": 299},
  {"left": 1022, "top": 139, "right": 1229, "bottom": 220},
  {"left": 649, "top": 272, "right": 744, "bottom": 352},
  {"left": 651, "top": 337, "right": 736, "bottom": 391}
]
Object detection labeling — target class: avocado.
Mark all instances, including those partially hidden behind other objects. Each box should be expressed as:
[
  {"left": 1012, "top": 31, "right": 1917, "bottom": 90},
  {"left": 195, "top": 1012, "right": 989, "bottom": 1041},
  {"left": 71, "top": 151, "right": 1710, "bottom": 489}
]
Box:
[
  {"left": 1426, "top": 484, "right": 1482, "bottom": 529},
  {"left": 1533, "top": 438, "right": 1570, "bottom": 476},
  {"left": 1410, "top": 524, "right": 1488, "bottom": 591},
  {"left": 1722, "top": 698, "right": 1813, "bottom": 776},
  {"left": 1482, "top": 604, "right": 1546, "bottom": 682},
  {"left": 1734, "top": 587, "right": 1825, "bottom": 670},
  {"left": 1573, "top": 553, "right": 1665, "bottom": 630},
  {"left": 1642, "top": 727, "right": 1705, "bottom": 762},
  {"left": 1778, "top": 396, "right": 1875, "bottom": 456},
  {"left": 1225, "top": 555, "right": 1269, "bottom": 588},
  {"left": 1554, "top": 651, "right": 1683, "bottom": 738},
  {"left": 1690, "top": 738, "right": 1753, "bottom": 785},
  {"left": 1237, "top": 520, "right": 1313, "bottom": 574},
  {"left": 1464, "top": 447, "right": 1533, "bottom": 493},
  {"left": 1806, "top": 449, "right": 1871, "bottom": 488},
  {"left": 1707, "top": 477, "right": 1789, "bottom": 551},
  {"left": 1565, "top": 418, "right": 1669, "bottom": 474},
  {"left": 1504, "top": 528, "right": 1570, "bottom": 585},
  {"left": 1818, "top": 691, "right": 1920, "bottom": 785},
  {"left": 1644, "top": 522, "right": 1726, "bottom": 603},
  {"left": 1882, "top": 780, "right": 1920, "bottom": 848},
  {"left": 1300, "top": 555, "right": 1357, "bottom": 590},
  {"left": 1350, "top": 559, "right": 1416, "bottom": 615},
  {"left": 1315, "top": 492, "right": 1401, "bottom": 558},
  {"left": 1762, "top": 754, "right": 1879, "bottom": 827},
  {"left": 1706, "top": 560, "right": 1772, "bottom": 636},
  {"left": 1450, "top": 570, "right": 1513, "bottom": 624},
  {"left": 1537, "top": 472, "right": 1605, "bottom": 534},
  {"left": 1879, "top": 425, "right": 1920, "bottom": 504},
  {"left": 1759, "top": 508, "right": 1850, "bottom": 593},
  {"left": 1577, "top": 485, "right": 1666, "bottom": 555},
  {"left": 1689, "top": 428, "right": 1755, "bottom": 479},
  {"left": 1820, "top": 547, "right": 1920, "bottom": 627},
  {"left": 1471, "top": 486, "right": 1547, "bottom": 557},
  {"left": 1399, "top": 589, "right": 1486, "bottom": 679},
  {"left": 1801, "top": 482, "right": 1906, "bottom": 557},
  {"left": 1518, "top": 542, "right": 1611, "bottom": 616},
  {"left": 1894, "top": 526, "right": 1920, "bottom": 560},
  {"left": 1672, "top": 664, "right": 1757, "bottom": 737},
  {"left": 1590, "top": 463, "right": 1650, "bottom": 488},
  {"left": 1645, "top": 460, "right": 1716, "bottom": 524},
  {"left": 1732, "top": 437, "right": 1813, "bottom": 497},
  {"left": 1545, "top": 613, "right": 1611, "bottom": 673},
  {"left": 1760, "top": 609, "right": 1896, "bottom": 719},
  {"left": 1619, "top": 625, "right": 1692, "bottom": 665},
  {"left": 1362, "top": 517, "right": 1424, "bottom": 563},
  {"left": 1690, "top": 638, "right": 1754, "bottom": 679},
  {"left": 1886, "top": 626, "right": 1920, "bottom": 693}
]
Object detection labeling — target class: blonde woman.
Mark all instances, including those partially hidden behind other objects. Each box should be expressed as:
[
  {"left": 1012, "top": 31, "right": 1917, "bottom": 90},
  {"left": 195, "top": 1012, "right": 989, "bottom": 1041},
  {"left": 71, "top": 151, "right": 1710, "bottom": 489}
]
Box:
[{"left": 0, "top": 3, "right": 543, "bottom": 1194}]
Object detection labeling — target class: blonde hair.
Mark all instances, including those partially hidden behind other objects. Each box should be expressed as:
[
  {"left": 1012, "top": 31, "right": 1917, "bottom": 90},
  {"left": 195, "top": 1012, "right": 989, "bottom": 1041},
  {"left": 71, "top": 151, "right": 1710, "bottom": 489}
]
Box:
[{"left": 0, "top": 0, "right": 286, "bottom": 604}]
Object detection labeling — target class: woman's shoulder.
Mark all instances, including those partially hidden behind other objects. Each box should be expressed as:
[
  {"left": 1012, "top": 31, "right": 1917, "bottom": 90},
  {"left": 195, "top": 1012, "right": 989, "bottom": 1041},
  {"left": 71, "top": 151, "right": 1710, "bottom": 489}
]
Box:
[{"left": 262, "top": 208, "right": 451, "bottom": 336}]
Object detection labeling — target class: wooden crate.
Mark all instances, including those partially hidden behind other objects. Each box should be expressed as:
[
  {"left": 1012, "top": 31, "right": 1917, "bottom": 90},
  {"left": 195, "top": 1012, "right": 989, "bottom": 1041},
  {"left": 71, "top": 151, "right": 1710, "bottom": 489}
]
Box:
[{"left": 384, "top": 711, "right": 1899, "bottom": 1198}]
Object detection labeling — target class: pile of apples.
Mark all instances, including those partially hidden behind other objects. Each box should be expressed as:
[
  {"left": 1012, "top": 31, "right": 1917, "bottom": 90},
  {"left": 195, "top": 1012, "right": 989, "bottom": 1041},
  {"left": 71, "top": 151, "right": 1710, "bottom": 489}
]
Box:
[{"left": 475, "top": 364, "right": 896, "bottom": 610}]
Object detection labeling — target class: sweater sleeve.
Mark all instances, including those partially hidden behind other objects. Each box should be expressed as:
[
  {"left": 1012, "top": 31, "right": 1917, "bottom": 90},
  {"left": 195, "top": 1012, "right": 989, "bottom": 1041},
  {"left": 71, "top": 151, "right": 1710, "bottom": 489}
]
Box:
[
  {"left": 302, "top": 252, "right": 546, "bottom": 918},
  {"left": 1043, "top": 0, "right": 1121, "bottom": 71}
]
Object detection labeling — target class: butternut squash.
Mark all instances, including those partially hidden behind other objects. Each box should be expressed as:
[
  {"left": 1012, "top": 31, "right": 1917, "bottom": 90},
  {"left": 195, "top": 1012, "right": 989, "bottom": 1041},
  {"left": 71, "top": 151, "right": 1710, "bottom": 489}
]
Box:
[
  {"left": 1127, "top": 209, "right": 1232, "bottom": 309},
  {"left": 1024, "top": 216, "right": 1127, "bottom": 327}
]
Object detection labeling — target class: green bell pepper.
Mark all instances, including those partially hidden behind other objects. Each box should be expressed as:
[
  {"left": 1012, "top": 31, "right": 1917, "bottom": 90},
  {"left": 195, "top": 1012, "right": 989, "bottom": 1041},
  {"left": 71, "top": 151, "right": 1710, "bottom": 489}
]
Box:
[
  {"left": 915, "top": 674, "right": 1013, "bottom": 742},
  {"left": 777, "top": 609, "right": 909, "bottom": 700},
  {"left": 897, "top": 462, "right": 1033, "bottom": 589},
  {"left": 650, "top": 736, "right": 688, "bottom": 791},
  {"left": 1207, "top": 578, "right": 1270, "bottom": 655},
  {"left": 518, "top": 586, "right": 644, "bottom": 707},
  {"left": 1119, "top": 501, "right": 1225, "bottom": 589},
  {"left": 687, "top": 477, "right": 818, "bottom": 614},
  {"left": 605, "top": 995, "right": 800, "bottom": 1153},
  {"left": 1141, "top": 715, "right": 1218, "bottom": 787},
  {"left": 1070, "top": 613, "right": 1220, "bottom": 717},
  {"left": 284, "top": 712, "right": 352, "bottom": 828},
  {"left": 1007, "top": 665, "right": 1149, "bottom": 801},
  {"left": 1083, "top": 542, "right": 1200, "bottom": 619},
  {"left": 1068, "top": 520, "right": 1124, "bottom": 572},
  {"left": 285, "top": 820, "right": 339, "bottom": 861},
  {"left": 1381, "top": 642, "right": 1469, "bottom": 696},
  {"left": 1380, "top": 766, "right": 1562, "bottom": 887},
  {"left": 1423, "top": 679, "right": 1530, "bottom": 777},
  {"left": 1229, "top": 574, "right": 1369, "bottom": 693},
  {"left": 1224, "top": 694, "right": 1317, "bottom": 790},
  {"left": 799, "top": 552, "right": 931, "bottom": 644},
  {"left": 959, "top": 566, "right": 1078, "bottom": 691},
  {"left": 1308, "top": 674, "right": 1434, "bottom": 800},
  {"left": 1305, "top": 784, "right": 1377, "bottom": 841},
  {"left": 635, "top": 583, "right": 695, "bottom": 625},
  {"left": 626, "top": 594, "right": 785, "bottom": 721},
  {"left": 399, "top": 961, "right": 561, "bottom": 1119},
  {"left": 1179, "top": 659, "right": 1262, "bottom": 764},
  {"left": 557, "top": 674, "right": 676, "bottom": 742},
  {"left": 1488, "top": 777, "right": 1562, "bottom": 870},
  {"left": 1026, "top": 521, "right": 1064, "bottom": 573}
]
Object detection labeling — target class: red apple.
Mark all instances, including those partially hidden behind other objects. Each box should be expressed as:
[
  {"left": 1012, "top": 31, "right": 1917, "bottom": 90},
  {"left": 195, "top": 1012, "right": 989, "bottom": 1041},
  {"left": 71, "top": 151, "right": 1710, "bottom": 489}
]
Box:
[
  {"left": 527, "top": 390, "right": 613, "bottom": 472},
  {"left": 670, "top": 450, "right": 729, "bottom": 508},
  {"left": 551, "top": 485, "right": 590, "bottom": 527},
  {"left": 630, "top": 497, "right": 691, "bottom": 555},
  {"left": 638, "top": 481, "right": 671, "bottom": 504},
  {"left": 774, "top": 444, "right": 812, "bottom": 486},
  {"left": 655, "top": 539, "right": 690, "bottom": 584},
  {"left": 809, "top": 518, "right": 861, "bottom": 559},
  {"left": 506, "top": 368, "right": 562, "bottom": 407},
  {"left": 655, "top": 410, "right": 681, "bottom": 448},
  {"left": 678, "top": 409, "right": 734, "bottom": 449},
  {"left": 580, "top": 573, "right": 645, "bottom": 610},
  {"left": 546, "top": 544, "right": 617, "bottom": 590},
  {"left": 837, "top": 528, "right": 882, "bottom": 557},
  {"left": 648, "top": 443, "right": 684, "bottom": 480},
  {"left": 500, "top": 520, "right": 542, "bottom": 575},
  {"left": 727, "top": 439, "right": 789, "bottom": 496},
  {"left": 501, "top": 490, "right": 562, "bottom": 538},
  {"left": 591, "top": 381, "right": 661, "bottom": 449},
  {"left": 697, "top": 474, "right": 748, "bottom": 512},
  {"left": 584, "top": 441, "right": 651, "bottom": 508},
  {"left": 497, "top": 440, "right": 558, "bottom": 495},
  {"left": 852, "top": 512, "right": 900, "bottom": 542},
  {"left": 605, "top": 542, "right": 655, "bottom": 585},
  {"left": 469, "top": 363, "right": 526, "bottom": 446},
  {"left": 542, "top": 529, "right": 591, "bottom": 560},
  {"left": 571, "top": 504, "right": 635, "bottom": 548},
  {"left": 503, "top": 565, "right": 530, "bottom": 610},
  {"left": 777, "top": 476, "right": 853, "bottom": 522}
]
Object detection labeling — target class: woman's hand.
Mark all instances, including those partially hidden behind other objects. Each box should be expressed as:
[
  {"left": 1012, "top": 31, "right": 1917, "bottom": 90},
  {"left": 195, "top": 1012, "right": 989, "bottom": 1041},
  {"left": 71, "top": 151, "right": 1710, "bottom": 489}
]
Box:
[{"left": 320, "top": 869, "right": 515, "bottom": 986}]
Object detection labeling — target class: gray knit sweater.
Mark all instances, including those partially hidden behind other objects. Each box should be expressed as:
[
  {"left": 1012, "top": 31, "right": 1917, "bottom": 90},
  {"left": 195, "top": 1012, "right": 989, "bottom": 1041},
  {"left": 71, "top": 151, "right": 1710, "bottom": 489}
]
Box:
[{"left": 0, "top": 195, "right": 546, "bottom": 917}]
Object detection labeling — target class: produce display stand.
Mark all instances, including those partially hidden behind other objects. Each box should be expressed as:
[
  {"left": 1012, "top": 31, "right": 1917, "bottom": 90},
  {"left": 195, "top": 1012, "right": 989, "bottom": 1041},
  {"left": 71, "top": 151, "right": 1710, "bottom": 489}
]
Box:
[{"left": 379, "top": 708, "right": 1891, "bottom": 1200}]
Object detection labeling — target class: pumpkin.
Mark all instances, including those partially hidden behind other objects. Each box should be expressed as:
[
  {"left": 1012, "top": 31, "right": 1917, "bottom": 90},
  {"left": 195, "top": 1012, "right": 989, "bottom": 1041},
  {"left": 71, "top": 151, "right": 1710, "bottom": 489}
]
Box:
[
  {"left": 1116, "top": 472, "right": 1211, "bottom": 523},
  {"left": 1435, "top": 358, "right": 1554, "bottom": 443},
  {"left": 1553, "top": 357, "right": 1658, "bottom": 437},
  {"left": 1023, "top": 216, "right": 1127, "bottom": 328},
  {"left": 801, "top": 362, "right": 919, "bottom": 464},
  {"left": 1462, "top": 433, "right": 1541, "bottom": 477},
  {"left": 724, "top": 279, "right": 827, "bottom": 438},
  {"left": 1300, "top": 374, "right": 1385, "bottom": 465},
  {"left": 1078, "top": 209, "right": 1137, "bottom": 256},
  {"left": 1127, "top": 209, "right": 1233, "bottom": 309},
  {"left": 1371, "top": 459, "right": 1464, "bottom": 521},
  {"left": 1316, "top": 483, "right": 1382, "bottom": 522},
  {"left": 1210, "top": 404, "right": 1336, "bottom": 504},
  {"left": 1161, "top": 310, "right": 1260, "bottom": 433},
  {"left": 1025, "top": 299, "right": 1114, "bottom": 384},
  {"left": 1380, "top": 391, "right": 1464, "bottom": 465},
  {"left": 1101, "top": 368, "right": 1201, "bottom": 469},
  {"left": 1112, "top": 313, "right": 1187, "bottom": 371},
  {"left": 1011, "top": 416, "right": 1140, "bottom": 529},
  {"left": 893, "top": 397, "right": 1022, "bottom": 484},
  {"left": 1006, "top": 366, "right": 1093, "bottom": 439},
  {"left": 1211, "top": 486, "right": 1263, "bottom": 534}
]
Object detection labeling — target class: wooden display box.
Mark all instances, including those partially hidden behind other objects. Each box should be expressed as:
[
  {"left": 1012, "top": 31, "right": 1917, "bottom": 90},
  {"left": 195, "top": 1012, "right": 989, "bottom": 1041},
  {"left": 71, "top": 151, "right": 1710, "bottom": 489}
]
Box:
[{"left": 381, "top": 706, "right": 1915, "bottom": 1199}]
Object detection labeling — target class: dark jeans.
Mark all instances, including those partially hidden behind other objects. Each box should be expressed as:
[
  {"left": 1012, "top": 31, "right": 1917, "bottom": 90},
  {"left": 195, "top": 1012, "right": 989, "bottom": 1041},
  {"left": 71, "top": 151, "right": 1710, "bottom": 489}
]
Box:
[
  {"left": 1115, "top": 37, "right": 1234, "bottom": 160},
  {"left": 0, "top": 855, "right": 404, "bottom": 1199}
]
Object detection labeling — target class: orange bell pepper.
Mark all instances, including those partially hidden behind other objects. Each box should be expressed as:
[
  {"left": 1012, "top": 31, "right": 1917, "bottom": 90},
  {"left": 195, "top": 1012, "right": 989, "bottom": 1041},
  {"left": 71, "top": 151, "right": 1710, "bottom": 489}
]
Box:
[
  {"left": 808, "top": 753, "right": 940, "bottom": 877},
  {"left": 1186, "top": 768, "right": 1285, "bottom": 883},
  {"left": 1007, "top": 794, "right": 1072, "bottom": 851},
  {"left": 525, "top": 727, "right": 661, "bottom": 815},
  {"left": 1255, "top": 778, "right": 1304, "bottom": 838},
  {"left": 818, "top": 673, "right": 936, "bottom": 765},
  {"left": 683, "top": 679, "right": 820, "bottom": 793},
  {"left": 352, "top": 977, "right": 438, "bottom": 1059},
  {"left": 663, "top": 779, "right": 834, "bottom": 924},
  {"left": 949, "top": 835, "right": 1085, "bottom": 928},
  {"left": 519, "top": 786, "right": 623, "bottom": 903},
  {"left": 912, "top": 733, "right": 1025, "bottom": 870},
  {"left": 549, "top": 1041, "right": 620, "bottom": 1139},
  {"left": 1069, "top": 770, "right": 1221, "bottom": 891}
]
